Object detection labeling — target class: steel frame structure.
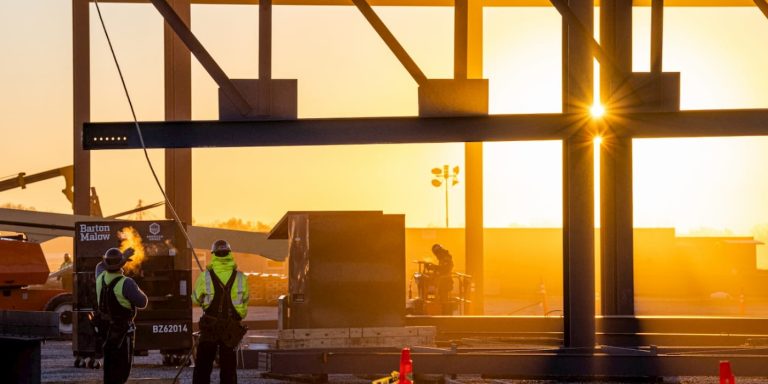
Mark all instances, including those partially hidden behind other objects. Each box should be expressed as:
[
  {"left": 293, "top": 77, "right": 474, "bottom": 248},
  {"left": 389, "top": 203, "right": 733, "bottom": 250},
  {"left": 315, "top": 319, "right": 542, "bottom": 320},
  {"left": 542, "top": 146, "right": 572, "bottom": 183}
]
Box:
[{"left": 74, "top": 0, "right": 768, "bottom": 377}]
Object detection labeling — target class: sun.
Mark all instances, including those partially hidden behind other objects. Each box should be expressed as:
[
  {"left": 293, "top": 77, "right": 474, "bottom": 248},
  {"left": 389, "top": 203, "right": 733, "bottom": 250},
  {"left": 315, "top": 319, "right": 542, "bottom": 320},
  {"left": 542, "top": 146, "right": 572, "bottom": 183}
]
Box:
[{"left": 590, "top": 104, "right": 606, "bottom": 118}]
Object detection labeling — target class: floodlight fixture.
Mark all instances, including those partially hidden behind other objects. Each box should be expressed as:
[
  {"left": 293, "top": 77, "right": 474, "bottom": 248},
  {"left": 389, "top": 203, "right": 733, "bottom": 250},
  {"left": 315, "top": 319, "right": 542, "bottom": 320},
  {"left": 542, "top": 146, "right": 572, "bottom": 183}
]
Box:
[{"left": 430, "top": 164, "right": 460, "bottom": 228}]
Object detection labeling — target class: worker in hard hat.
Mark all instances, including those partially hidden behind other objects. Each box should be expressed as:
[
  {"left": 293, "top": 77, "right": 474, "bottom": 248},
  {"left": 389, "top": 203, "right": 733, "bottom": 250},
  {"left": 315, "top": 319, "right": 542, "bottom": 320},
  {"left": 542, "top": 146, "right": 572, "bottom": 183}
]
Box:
[
  {"left": 192, "top": 240, "right": 249, "bottom": 384},
  {"left": 58, "top": 253, "right": 74, "bottom": 291},
  {"left": 94, "top": 247, "right": 148, "bottom": 384},
  {"left": 430, "top": 244, "right": 454, "bottom": 315},
  {"left": 59, "top": 253, "right": 72, "bottom": 271}
]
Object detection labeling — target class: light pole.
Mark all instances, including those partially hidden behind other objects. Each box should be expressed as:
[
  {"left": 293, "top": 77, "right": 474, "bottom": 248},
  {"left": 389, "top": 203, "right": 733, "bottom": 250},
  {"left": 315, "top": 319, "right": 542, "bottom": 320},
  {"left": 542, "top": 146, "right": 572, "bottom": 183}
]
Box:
[{"left": 431, "top": 165, "right": 459, "bottom": 227}]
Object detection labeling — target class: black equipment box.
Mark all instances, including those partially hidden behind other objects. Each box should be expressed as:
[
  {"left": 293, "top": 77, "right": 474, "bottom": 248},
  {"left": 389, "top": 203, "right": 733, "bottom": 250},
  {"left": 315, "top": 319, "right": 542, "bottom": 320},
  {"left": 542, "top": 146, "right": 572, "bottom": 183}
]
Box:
[
  {"left": 73, "top": 220, "right": 192, "bottom": 357},
  {"left": 268, "top": 211, "right": 405, "bottom": 329}
]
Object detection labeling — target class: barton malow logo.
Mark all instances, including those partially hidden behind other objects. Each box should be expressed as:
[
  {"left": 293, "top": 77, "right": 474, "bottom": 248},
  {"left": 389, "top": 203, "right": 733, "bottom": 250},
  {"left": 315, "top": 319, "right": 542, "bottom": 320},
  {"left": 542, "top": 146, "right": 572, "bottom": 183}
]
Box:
[{"left": 79, "top": 224, "right": 111, "bottom": 242}]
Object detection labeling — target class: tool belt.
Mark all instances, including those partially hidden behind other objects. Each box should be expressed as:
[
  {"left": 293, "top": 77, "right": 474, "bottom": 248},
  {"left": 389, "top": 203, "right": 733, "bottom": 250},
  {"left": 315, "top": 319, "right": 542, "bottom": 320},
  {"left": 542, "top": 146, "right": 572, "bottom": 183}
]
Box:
[
  {"left": 90, "top": 311, "right": 134, "bottom": 349},
  {"left": 199, "top": 314, "right": 247, "bottom": 348}
]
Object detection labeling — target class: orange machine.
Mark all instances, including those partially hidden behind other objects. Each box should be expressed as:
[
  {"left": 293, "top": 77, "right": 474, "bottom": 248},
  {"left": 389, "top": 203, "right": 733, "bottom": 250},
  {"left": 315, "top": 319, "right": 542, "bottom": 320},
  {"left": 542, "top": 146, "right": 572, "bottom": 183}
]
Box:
[{"left": 0, "top": 237, "right": 72, "bottom": 335}]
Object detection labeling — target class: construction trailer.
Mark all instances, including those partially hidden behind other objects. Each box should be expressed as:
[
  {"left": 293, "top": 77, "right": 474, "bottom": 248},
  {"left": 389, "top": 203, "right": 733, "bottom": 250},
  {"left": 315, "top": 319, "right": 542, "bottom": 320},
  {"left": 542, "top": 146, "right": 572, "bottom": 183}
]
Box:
[{"left": 73, "top": 220, "right": 192, "bottom": 367}]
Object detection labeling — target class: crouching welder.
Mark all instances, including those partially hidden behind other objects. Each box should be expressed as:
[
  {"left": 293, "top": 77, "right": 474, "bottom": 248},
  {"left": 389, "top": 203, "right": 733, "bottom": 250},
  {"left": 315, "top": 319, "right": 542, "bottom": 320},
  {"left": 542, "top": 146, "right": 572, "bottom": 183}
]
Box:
[
  {"left": 95, "top": 247, "right": 148, "bottom": 384},
  {"left": 193, "top": 240, "right": 249, "bottom": 384}
]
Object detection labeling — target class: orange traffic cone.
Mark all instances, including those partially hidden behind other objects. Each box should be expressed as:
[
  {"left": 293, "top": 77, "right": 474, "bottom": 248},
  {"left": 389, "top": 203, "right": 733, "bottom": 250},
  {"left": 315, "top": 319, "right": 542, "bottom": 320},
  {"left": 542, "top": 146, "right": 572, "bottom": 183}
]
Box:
[
  {"left": 399, "top": 347, "right": 413, "bottom": 384},
  {"left": 720, "top": 360, "right": 736, "bottom": 384}
]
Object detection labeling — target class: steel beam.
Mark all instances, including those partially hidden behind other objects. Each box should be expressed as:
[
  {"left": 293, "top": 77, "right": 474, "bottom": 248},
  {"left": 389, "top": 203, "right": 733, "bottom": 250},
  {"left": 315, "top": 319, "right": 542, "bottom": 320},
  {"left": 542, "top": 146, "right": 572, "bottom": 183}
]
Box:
[
  {"left": 754, "top": 0, "right": 768, "bottom": 19},
  {"left": 83, "top": 109, "right": 768, "bottom": 149},
  {"left": 622, "top": 109, "right": 768, "bottom": 137},
  {"left": 651, "top": 0, "right": 664, "bottom": 74},
  {"left": 87, "top": 0, "right": 765, "bottom": 7},
  {"left": 259, "top": 0, "right": 273, "bottom": 116},
  {"left": 73, "top": 0, "right": 91, "bottom": 215},
  {"left": 561, "top": 0, "right": 595, "bottom": 350},
  {"left": 83, "top": 114, "right": 583, "bottom": 149},
  {"left": 454, "top": 0, "right": 483, "bottom": 81},
  {"left": 264, "top": 351, "right": 768, "bottom": 376},
  {"left": 163, "top": 0, "right": 193, "bottom": 261},
  {"left": 150, "top": 0, "right": 253, "bottom": 116},
  {"left": 599, "top": 0, "right": 635, "bottom": 317},
  {"left": 406, "top": 315, "right": 768, "bottom": 336},
  {"left": 351, "top": 0, "right": 427, "bottom": 85},
  {"left": 455, "top": 0, "right": 486, "bottom": 315},
  {"left": 550, "top": 0, "right": 621, "bottom": 77},
  {"left": 599, "top": 132, "right": 634, "bottom": 316}
]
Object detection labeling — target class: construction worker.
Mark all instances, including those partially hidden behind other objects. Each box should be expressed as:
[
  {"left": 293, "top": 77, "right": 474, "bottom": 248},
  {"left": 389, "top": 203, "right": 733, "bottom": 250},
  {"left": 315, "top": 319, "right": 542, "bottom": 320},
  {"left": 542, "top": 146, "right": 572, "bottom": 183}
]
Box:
[
  {"left": 95, "top": 247, "right": 148, "bottom": 384},
  {"left": 430, "top": 244, "right": 454, "bottom": 315},
  {"left": 59, "top": 253, "right": 72, "bottom": 271},
  {"left": 192, "top": 240, "right": 249, "bottom": 384},
  {"left": 58, "top": 253, "right": 74, "bottom": 291}
]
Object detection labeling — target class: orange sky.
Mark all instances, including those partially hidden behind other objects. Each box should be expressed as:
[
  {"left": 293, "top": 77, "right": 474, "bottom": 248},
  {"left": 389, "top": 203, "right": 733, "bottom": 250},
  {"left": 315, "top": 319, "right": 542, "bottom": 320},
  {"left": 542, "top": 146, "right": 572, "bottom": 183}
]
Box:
[{"left": 1, "top": 3, "right": 768, "bottom": 236}]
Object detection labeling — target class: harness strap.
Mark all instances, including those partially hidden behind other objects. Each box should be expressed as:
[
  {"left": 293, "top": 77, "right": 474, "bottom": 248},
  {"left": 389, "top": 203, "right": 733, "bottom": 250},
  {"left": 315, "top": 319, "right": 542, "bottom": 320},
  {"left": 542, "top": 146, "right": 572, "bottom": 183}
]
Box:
[
  {"left": 99, "top": 274, "right": 123, "bottom": 308},
  {"left": 208, "top": 269, "right": 239, "bottom": 318}
]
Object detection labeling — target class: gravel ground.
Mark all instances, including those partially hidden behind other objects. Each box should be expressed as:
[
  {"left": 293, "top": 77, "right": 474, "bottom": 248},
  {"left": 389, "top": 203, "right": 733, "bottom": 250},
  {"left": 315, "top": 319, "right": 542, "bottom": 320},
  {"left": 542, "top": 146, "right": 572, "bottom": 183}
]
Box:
[
  {"left": 41, "top": 340, "right": 768, "bottom": 384},
  {"left": 40, "top": 307, "right": 768, "bottom": 383},
  {"left": 42, "top": 339, "right": 286, "bottom": 383}
]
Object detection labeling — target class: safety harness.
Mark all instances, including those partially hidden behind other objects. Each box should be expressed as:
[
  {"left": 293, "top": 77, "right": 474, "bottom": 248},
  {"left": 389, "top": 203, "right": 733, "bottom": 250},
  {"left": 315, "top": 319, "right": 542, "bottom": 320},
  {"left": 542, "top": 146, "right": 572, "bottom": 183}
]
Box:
[{"left": 202, "top": 268, "right": 245, "bottom": 321}]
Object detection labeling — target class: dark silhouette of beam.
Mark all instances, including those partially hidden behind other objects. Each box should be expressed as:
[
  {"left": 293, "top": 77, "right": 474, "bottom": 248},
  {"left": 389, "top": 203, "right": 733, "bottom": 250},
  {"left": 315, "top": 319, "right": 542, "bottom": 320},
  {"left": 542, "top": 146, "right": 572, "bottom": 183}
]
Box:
[
  {"left": 351, "top": 0, "right": 428, "bottom": 85},
  {"left": 651, "top": 0, "right": 664, "bottom": 74},
  {"left": 89, "top": 0, "right": 763, "bottom": 7},
  {"left": 84, "top": 114, "right": 585, "bottom": 149},
  {"left": 73, "top": 0, "right": 91, "bottom": 215},
  {"left": 83, "top": 109, "right": 768, "bottom": 150},
  {"left": 150, "top": 0, "right": 253, "bottom": 115},
  {"left": 755, "top": 0, "right": 768, "bottom": 19},
  {"left": 599, "top": 0, "right": 635, "bottom": 318}
]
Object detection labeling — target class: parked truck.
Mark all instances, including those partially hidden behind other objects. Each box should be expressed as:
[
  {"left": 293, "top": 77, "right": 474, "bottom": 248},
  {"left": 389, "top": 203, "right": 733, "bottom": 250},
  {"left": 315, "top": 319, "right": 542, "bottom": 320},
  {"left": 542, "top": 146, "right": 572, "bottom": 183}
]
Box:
[{"left": 0, "top": 235, "right": 73, "bottom": 336}]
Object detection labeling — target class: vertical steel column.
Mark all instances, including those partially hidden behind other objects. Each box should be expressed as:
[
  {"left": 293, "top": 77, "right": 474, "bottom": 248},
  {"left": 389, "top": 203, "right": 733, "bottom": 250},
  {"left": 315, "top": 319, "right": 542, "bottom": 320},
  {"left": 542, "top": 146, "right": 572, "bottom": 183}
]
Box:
[
  {"left": 651, "top": 0, "right": 664, "bottom": 75},
  {"left": 164, "top": 0, "right": 193, "bottom": 264},
  {"left": 562, "top": 0, "right": 595, "bottom": 349},
  {"left": 259, "top": 0, "right": 272, "bottom": 116},
  {"left": 599, "top": 0, "right": 635, "bottom": 316},
  {"left": 73, "top": 0, "right": 90, "bottom": 215},
  {"left": 456, "top": 0, "right": 485, "bottom": 315}
]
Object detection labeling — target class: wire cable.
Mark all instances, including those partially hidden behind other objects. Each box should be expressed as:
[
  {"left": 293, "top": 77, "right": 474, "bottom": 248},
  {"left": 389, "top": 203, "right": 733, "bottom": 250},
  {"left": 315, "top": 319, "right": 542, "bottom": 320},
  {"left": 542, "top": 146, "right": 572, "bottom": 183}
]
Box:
[
  {"left": 93, "top": 3, "right": 202, "bottom": 381},
  {"left": 92, "top": 0, "right": 203, "bottom": 272}
]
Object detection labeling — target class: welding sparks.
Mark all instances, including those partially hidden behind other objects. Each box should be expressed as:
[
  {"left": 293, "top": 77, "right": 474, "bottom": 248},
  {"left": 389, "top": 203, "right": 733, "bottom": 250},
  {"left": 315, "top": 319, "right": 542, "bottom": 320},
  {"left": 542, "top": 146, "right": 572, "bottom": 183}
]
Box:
[{"left": 118, "top": 226, "right": 145, "bottom": 274}]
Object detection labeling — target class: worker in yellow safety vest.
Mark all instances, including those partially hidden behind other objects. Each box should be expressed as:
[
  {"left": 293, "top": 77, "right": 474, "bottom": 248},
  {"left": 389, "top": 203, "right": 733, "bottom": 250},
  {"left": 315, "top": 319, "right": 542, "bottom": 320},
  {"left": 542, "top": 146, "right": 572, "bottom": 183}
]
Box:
[
  {"left": 95, "top": 247, "right": 148, "bottom": 384},
  {"left": 192, "top": 240, "right": 249, "bottom": 384}
]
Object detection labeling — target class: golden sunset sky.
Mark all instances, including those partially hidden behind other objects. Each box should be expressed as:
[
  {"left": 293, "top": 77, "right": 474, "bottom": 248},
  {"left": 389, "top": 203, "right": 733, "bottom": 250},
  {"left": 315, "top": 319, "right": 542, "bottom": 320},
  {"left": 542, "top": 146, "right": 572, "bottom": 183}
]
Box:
[{"left": 1, "top": 2, "right": 768, "bottom": 235}]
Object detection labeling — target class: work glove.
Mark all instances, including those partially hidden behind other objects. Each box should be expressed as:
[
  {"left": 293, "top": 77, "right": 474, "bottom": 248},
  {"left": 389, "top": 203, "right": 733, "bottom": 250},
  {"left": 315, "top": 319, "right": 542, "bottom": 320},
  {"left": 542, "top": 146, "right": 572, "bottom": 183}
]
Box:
[{"left": 123, "top": 247, "right": 135, "bottom": 263}]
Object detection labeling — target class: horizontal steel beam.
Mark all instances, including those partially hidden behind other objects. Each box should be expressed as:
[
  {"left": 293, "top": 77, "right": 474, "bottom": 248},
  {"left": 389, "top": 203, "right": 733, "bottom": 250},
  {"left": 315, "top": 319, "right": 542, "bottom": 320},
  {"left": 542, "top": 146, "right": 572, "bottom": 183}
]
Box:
[
  {"left": 406, "top": 315, "right": 768, "bottom": 337},
  {"left": 263, "top": 350, "right": 768, "bottom": 376},
  {"left": 83, "top": 114, "right": 585, "bottom": 149},
  {"left": 84, "top": 109, "right": 768, "bottom": 149},
  {"left": 622, "top": 109, "right": 768, "bottom": 138},
  {"left": 598, "top": 333, "right": 768, "bottom": 347},
  {"left": 88, "top": 0, "right": 764, "bottom": 7}
]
